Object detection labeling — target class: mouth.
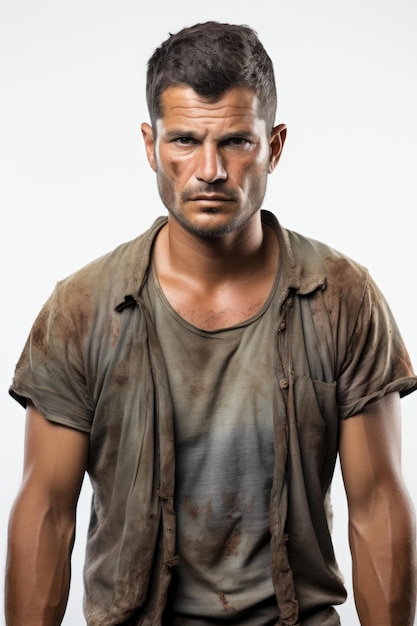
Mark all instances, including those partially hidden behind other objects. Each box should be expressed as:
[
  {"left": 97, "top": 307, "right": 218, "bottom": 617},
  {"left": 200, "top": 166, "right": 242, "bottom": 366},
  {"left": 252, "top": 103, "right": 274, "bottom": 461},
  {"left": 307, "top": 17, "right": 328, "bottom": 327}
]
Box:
[
  {"left": 191, "top": 195, "right": 232, "bottom": 202},
  {"left": 189, "top": 196, "right": 234, "bottom": 213}
]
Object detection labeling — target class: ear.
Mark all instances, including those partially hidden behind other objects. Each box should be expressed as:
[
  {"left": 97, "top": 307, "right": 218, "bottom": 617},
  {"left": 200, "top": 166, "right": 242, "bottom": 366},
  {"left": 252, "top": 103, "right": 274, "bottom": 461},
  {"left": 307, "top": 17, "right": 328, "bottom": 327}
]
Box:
[
  {"left": 141, "top": 122, "right": 157, "bottom": 172},
  {"left": 268, "top": 123, "right": 287, "bottom": 173}
]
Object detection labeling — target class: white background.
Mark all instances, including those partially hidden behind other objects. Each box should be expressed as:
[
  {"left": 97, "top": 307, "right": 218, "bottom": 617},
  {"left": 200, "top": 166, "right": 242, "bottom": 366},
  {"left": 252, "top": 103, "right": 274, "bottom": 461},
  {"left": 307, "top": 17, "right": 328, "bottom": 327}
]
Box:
[{"left": 1, "top": 1, "right": 416, "bottom": 624}]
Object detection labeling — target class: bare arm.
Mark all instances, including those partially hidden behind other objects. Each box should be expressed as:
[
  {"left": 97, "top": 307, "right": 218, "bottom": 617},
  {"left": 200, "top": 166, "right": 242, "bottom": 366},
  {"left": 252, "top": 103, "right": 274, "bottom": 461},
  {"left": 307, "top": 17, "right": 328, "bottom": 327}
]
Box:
[
  {"left": 339, "top": 392, "right": 416, "bottom": 626},
  {"left": 5, "top": 403, "right": 89, "bottom": 626}
]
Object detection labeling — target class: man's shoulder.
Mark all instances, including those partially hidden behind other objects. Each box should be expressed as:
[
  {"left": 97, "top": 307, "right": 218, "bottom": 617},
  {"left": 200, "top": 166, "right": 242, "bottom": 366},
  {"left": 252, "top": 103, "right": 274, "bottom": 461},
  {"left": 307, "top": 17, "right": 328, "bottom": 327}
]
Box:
[
  {"left": 289, "top": 228, "right": 369, "bottom": 279},
  {"left": 54, "top": 216, "right": 167, "bottom": 304},
  {"left": 263, "top": 212, "right": 370, "bottom": 298},
  {"left": 289, "top": 229, "right": 371, "bottom": 313}
]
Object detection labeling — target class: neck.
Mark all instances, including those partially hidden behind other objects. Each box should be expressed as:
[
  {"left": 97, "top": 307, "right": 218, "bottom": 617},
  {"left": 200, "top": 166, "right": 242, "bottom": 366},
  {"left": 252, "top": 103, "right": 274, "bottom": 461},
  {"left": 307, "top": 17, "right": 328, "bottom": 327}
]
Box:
[
  {"left": 152, "top": 211, "right": 279, "bottom": 331},
  {"left": 157, "top": 213, "right": 269, "bottom": 285}
]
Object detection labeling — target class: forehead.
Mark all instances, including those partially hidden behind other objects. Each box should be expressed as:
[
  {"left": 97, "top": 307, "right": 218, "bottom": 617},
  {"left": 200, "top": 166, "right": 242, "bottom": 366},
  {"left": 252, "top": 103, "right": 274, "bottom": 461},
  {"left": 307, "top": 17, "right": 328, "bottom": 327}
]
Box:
[{"left": 158, "top": 85, "right": 263, "bottom": 127}]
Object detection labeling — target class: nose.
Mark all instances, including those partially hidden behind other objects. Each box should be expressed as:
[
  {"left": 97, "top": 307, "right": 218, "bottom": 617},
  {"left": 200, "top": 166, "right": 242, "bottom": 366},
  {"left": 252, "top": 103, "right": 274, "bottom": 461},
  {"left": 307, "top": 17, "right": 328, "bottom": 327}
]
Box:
[{"left": 195, "top": 144, "right": 227, "bottom": 184}]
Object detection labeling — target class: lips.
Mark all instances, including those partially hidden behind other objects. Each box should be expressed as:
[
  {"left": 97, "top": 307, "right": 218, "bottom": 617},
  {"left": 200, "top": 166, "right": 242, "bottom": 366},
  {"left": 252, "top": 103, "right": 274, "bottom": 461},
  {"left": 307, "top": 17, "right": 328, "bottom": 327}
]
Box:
[{"left": 191, "top": 195, "right": 231, "bottom": 202}]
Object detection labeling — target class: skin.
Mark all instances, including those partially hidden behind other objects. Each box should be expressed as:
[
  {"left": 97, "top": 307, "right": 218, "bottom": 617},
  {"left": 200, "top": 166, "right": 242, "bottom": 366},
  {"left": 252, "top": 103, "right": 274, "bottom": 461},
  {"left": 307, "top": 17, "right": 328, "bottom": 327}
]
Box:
[
  {"left": 5, "top": 85, "right": 416, "bottom": 625},
  {"left": 339, "top": 393, "right": 416, "bottom": 625},
  {"left": 141, "top": 86, "right": 287, "bottom": 329},
  {"left": 5, "top": 403, "right": 89, "bottom": 625},
  {"left": 142, "top": 86, "right": 286, "bottom": 239}
]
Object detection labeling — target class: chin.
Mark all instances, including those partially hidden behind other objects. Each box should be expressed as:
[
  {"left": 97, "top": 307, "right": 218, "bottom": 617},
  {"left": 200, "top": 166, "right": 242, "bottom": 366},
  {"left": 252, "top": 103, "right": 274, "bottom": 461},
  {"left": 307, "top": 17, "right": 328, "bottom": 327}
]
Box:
[{"left": 171, "top": 209, "right": 256, "bottom": 239}]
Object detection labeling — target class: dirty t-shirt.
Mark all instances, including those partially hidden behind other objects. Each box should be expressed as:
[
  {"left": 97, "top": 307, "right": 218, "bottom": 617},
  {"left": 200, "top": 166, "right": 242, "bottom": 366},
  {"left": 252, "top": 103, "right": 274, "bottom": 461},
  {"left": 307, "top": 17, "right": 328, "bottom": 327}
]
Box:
[
  {"left": 143, "top": 263, "right": 281, "bottom": 624},
  {"left": 8, "top": 212, "right": 417, "bottom": 625}
]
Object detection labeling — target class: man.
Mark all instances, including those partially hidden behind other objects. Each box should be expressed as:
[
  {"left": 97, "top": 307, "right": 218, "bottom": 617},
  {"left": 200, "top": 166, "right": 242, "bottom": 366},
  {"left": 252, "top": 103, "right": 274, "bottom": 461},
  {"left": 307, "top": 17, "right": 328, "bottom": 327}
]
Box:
[{"left": 5, "top": 21, "right": 417, "bottom": 626}]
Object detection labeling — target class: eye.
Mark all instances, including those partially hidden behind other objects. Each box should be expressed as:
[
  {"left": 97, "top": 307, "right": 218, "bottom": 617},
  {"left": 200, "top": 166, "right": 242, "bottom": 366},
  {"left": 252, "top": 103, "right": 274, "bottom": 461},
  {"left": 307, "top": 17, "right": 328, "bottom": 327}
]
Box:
[
  {"left": 224, "top": 137, "right": 253, "bottom": 150},
  {"left": 174, "top": 136, "right": 197, "bottom": 145},
  {"left": 229, "top": 138, "right": 247, "bottom": 145}
]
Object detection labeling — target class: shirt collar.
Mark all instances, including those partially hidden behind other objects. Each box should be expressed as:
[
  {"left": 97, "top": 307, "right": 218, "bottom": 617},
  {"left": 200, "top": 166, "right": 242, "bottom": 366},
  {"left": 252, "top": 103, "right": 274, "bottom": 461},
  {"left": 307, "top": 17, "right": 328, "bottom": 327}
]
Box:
[{"left": 116, "top": 210, "right": 327, "bottom": 313}]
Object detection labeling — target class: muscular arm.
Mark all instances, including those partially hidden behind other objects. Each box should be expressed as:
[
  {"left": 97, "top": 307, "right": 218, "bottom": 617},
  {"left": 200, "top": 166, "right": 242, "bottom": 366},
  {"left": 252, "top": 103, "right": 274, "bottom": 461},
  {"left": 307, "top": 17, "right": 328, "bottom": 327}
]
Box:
[
  {"left": 5, "top": 403, "right": 89, "bottom": 626},
  {"left": 339, "top": 392, "right": 416, "bottom": 626}
]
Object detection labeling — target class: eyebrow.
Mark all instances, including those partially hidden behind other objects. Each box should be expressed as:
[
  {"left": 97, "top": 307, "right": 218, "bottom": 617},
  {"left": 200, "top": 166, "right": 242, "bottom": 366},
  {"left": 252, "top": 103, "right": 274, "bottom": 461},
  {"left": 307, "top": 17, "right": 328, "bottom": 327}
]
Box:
[
  {"left": 162, "top": 129, "right": 258, "bottom": 141},
  {"left": 163, "top": 129, "right": 196, "bottom": 139}
]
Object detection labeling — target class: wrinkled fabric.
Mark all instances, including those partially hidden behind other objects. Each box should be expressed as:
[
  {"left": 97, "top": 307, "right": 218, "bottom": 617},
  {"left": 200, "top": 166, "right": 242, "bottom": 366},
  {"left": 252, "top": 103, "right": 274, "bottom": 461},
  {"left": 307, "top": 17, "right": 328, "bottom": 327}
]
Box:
[
  {"left": 10, "top": 211, "right": 417, "bottom": 625},
  {"left": 145, "top": 263, "right": 281, "bottom": 622}
]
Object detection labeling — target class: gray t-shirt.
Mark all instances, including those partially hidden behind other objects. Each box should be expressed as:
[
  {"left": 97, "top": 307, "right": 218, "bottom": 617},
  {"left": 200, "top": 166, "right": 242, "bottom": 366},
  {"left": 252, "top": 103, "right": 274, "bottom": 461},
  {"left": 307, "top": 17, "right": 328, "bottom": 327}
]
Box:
[{"left": 143, "top": 263, "right": 281, "bottom": 624}]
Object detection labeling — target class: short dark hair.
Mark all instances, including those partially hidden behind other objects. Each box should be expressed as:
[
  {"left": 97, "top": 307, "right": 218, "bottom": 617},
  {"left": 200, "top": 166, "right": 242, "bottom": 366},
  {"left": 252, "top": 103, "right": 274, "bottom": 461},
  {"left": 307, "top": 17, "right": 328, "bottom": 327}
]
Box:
[{"left": 146, "top": 21, "right": 277, "bottom": 132}]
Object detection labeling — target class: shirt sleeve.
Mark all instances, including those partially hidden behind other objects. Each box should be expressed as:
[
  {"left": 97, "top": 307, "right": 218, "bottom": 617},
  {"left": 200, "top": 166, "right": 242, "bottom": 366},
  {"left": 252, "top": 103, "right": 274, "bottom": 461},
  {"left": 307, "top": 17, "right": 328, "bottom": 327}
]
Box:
[
  {"left": 9, "top": 283, "right": 94, "bottom": 432},
  {"left": 336, "top": 272, "right": 417, "bottom": 419}
]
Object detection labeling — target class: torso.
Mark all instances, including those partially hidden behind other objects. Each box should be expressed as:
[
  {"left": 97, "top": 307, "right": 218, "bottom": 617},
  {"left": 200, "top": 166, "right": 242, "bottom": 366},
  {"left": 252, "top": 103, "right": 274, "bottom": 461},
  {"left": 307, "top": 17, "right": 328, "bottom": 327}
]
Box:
[
  {"left": 146, "top": 217, "right": 283, "bottom": 623},
  {"left": 142, "top": 258, "right": 283, "bottom": 624}
]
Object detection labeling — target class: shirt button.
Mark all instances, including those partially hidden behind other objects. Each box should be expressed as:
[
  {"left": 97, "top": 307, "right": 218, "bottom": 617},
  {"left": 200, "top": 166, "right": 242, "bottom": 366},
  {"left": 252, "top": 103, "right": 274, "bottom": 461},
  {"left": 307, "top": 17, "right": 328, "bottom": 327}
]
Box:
[
  {"left": 279, "top": 321, "right": 286, "bottom": 331},
  {"left": 280, "top": 379, "right": 289, "bottom": 389}
]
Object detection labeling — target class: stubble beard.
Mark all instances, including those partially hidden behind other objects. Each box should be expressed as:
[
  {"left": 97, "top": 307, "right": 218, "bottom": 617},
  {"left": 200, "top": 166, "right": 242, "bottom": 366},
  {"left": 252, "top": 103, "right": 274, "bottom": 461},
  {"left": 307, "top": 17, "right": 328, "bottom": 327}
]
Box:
[{"left": 156, "top": 169, "right": 269, "bottom": 239}]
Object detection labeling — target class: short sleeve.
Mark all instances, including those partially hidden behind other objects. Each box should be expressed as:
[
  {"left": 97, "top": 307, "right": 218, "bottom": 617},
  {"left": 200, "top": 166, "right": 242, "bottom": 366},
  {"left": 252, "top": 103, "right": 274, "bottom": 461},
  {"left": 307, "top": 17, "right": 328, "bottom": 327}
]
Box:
[
  {"left": 9, "top": 284, "right": 94, "bottom": 432},
  {"left": 336, "top": 273, "right": 417, "bottom": 419}
]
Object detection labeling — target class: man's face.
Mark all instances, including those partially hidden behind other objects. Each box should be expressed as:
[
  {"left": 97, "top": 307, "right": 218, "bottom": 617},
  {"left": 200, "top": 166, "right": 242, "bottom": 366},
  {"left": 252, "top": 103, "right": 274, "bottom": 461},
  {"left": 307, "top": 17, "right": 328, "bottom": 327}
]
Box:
[{"left": 141, "top": 85, "right": 286, "bottom": 238}]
